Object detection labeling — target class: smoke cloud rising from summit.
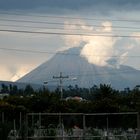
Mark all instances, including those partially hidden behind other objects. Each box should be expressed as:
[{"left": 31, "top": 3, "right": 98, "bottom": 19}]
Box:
[{"left": 63, "top": 21, "right": 131, "bottom": 67}]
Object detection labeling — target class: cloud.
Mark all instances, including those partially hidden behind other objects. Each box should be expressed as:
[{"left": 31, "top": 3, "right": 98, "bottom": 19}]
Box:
[
  {"left": 131, "top": 32, "right": 140, "bottom": 44},
  {"left": 80, "top": 36, "right": 116, "bottom": 66},
  {"left": 63, "top": 20, "right": 138, "bottom": 68},
  {"left": 0, "top": 61, "right": 36, "bottom": 81},
  {"left": 0, "top": 59, "right": 38, "bottom": 81},
  {"left": 63, "top": 21, "right": 90, "bottom": 48},
  {"left": 63, "top": 21, "right": 118, "bottom": 66},
  {"left": 0, "top": 51, "right": 49, "bottom": 81},
  {"left": 10, "top": 65, "right": 34, "bottom": 81},
  {"left": 0, "top": 66, "right": 13, "bottom": 81},
  {"left": 101, "top": 21, "right": 112, "bottom": 32},
  {"left": 0, "top": 0, "right": 140, "bottom": 13},
  {"left": 0, "top": 16, "right": 65, "bottom": 81},
  {"left": 0, "top": 5, "right": 140, "bottom": 82}
]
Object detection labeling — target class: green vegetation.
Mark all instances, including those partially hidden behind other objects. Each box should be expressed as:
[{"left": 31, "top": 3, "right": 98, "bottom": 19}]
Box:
[
  {"left": 0, "top": 84, "right": 140, "bottom": 113},
  {"left": 0, "top": 83, "right": 140, "bottom": 139}
]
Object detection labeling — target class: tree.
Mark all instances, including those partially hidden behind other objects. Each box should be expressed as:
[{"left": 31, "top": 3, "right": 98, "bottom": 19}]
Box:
[
  {"left": 91, "top": 84, "right": 120, "bottom": 113},
  {"left": 93, "top": 84, "right": 117, "bottom": 100},
  {"left": 24, "top": 85, "right": 34, "bottom": 95},
  {"left": 1, "top": 84, "right": 9, "bottom": 93},
  {"left": 9, "top": 85, "right": 18, "bottom": 95}
]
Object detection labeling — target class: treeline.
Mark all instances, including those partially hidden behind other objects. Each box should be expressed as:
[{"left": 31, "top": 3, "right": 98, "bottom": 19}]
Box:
[
  {"left": 0, "top": 83, "right": 140, "bottom": 139},
  {"left": 0, "top": 83, "right": 140, "bottom": 114},
  {"left": 0, "top": 83, "right": 35, "bottom": 95}
]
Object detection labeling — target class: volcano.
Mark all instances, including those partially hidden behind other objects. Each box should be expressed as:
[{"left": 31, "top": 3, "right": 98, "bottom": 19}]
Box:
[{"left": 17, "top": 47, "right": 140, "bottom": 89}]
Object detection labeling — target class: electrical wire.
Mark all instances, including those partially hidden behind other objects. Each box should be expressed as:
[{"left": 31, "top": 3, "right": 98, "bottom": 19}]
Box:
[
  {"left": 1, "top": 18, "right": 140, "bottom": 30},
  {"left": 1, "top": 11, "right": 140, "bottom": 23},
  {"left": 1, "top": 24, "right": 140, "bottom": 33},
  {"left": 69, "top": 69, "right": 140, "bottom": 77},
  {"left": 35, "top": 70, "right": 140, "bottom": 80},
  {"left": 0, "top": 47, "right": 140, "bottom": 58},
  {"left": 0, "top": 29, "right": 140, "bottom": 38}
]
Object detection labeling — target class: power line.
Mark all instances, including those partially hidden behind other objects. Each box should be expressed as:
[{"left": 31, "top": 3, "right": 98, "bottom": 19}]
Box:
[
  {"left": 68, "top": 69, "right": 140, "bottom": 77},
  {"left": 0, "top": 24, "right": 65, "bottom": 30},
  {"left": 38, "top": 70, "right": 140, "bottom": 82},
  {"left": 37, "top": 70, "right": 140, "bottom": 84},
  {"left": 0, "top": 47, "right": 55, "bottom": 54},
  {"left": 1, "top": 11, "right": 140, "bottom": 23},
  {"left": 1, "top": 24, "right": 140, "bottom": 33},
  {"left": 0, "top": 47, "right": 140, "bottom": 58},
  {"left": 1, "top": 18, "right": 140, "bottom": 30},
  {"left": 0, "top": 29, "right": 140, "bottom": 38},
  {"left": 0, "top": 48, "right": 139, "bottom": 78},
  {"left": 44, "top": 70, "right": 140, "bottom": 88}
]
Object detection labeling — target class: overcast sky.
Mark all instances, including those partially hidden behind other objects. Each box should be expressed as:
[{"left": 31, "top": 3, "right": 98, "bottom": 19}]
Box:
[
  {"left": 0, "top": 0, "right": 140, "bottom": 81},
  {"left": 1, "top": 0, "right": 140, "bottom": 11}
]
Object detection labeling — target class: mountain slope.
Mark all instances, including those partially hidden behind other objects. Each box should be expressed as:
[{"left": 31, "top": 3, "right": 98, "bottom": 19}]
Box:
[{"left": 17, "top": 47, "right": 140, "bottom": 89}]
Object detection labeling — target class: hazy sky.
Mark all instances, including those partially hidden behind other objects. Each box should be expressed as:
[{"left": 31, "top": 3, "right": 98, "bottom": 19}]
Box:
[{"left": 0, "top": 0, "right": 140, "bottom": 81}]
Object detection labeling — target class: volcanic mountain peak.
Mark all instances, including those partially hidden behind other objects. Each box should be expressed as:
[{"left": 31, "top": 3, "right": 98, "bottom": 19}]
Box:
[{"left": 17, "top": 47, "right": 140, "bottom": 89}]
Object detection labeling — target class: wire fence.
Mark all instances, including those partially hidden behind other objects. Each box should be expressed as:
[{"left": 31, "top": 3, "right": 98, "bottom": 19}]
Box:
[{"left": 0, "top": 112, "right": 140, "bottom": 140}]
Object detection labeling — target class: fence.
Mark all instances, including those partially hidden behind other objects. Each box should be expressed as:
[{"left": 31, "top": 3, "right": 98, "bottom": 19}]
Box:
[
  {"left": 25, "top": 112, "right": 140, "bottom": 140},
  {"left": 1, "top": 112, "right": 140, "bottom": 140}
]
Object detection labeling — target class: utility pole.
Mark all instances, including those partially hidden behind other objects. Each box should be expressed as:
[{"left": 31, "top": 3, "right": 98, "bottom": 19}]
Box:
[{"left": 53, "top": 72, "right": 69, "bottom": 100}]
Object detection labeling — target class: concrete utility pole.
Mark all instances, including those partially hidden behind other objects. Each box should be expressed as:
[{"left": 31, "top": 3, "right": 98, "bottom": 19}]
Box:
[{"left": 53, "top": 72, "right": 69, "bottom": 100}]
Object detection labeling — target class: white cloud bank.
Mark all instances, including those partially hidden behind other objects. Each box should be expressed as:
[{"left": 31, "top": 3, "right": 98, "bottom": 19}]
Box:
[{"left": 63, "top": 20, "right": 132, "bottom": 67}]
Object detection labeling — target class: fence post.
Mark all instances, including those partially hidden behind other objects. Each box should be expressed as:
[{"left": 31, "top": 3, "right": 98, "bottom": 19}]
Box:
[
  {"left": 136, "top": 112, "right": 140, "bottom": 140},
  {"left": 83, "top": 114, "right": 86, "bottom": 139},
  {"left": 2, "top": 112, "right": 4, "bottom": 123},
  {"left": 19, "top": 112, "right": 22, "bottom": 130},
  {"left": 106, "top": 115, "right": 109, "bottom": 140},
  {"left": 137, "top": 112, "right": 140, "bottom": 129},
  {"left": 25, "top": 113, "right": 28, "bottom": 140}
]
